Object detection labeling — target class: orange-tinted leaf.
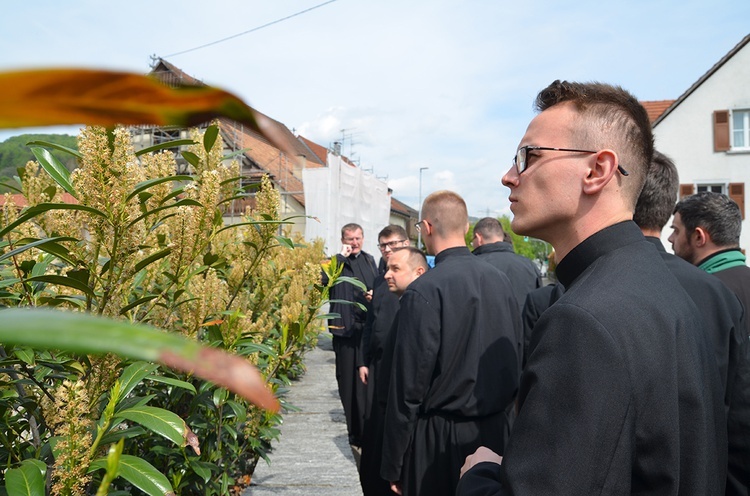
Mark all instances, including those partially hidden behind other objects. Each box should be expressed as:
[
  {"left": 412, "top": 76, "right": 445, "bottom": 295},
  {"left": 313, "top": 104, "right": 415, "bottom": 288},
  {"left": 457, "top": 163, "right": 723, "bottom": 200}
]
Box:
[{"left": 0, "top": 68, "right": 289, "bottom": 155}]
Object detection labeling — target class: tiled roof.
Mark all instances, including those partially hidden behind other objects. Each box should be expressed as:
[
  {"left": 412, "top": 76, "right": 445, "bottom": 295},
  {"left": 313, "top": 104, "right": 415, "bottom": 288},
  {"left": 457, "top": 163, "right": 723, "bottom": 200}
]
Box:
[
  {"left": 641, "top": 100, "right": 676, "bottom": 123},
  {"left": 297, "top": 136, "right": 329, "bottom": 165},
  {"left": 653, "top": 33, "right": 750, "bottom": 126},
  {"left": 390, "top": 196, "right": 417, "bottom": 217}
]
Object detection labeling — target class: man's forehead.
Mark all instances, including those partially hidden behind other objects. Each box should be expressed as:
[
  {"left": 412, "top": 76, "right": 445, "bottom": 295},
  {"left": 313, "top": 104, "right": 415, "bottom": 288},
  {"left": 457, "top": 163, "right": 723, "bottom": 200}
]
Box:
[
  {"left": 380, "top": 233, "right": 402, "bottom": 243},
  {"left": 523, "top": 104, "right": 577, "bottom": 143},
  {"left": 343, "top": 228, "right": 362, "bottom": 237}
]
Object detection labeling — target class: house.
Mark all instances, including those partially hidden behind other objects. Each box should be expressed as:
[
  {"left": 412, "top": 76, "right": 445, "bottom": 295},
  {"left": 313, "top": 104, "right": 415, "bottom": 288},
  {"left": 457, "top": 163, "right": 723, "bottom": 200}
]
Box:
[
  {"left": 649, "top": 33, "right": 750, "bottom": 251},
  {"left": 130, "top": 58, "right": 418, "bottom": 255}
]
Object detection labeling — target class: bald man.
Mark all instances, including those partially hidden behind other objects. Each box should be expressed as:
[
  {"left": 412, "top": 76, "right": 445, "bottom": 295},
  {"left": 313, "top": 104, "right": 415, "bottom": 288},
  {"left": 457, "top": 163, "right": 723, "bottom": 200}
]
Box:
[{"left": 381, "top": 191, "right": 521, "bottom": 496}]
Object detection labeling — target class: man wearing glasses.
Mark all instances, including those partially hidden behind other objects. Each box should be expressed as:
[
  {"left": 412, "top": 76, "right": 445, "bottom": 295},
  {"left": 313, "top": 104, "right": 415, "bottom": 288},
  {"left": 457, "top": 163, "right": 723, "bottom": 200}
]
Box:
[
  {"left": 458, "top": 81, "right": 726, "bottom": 495},
  {"left": 324, "top": 223, "right": 378, "bottom": 449},
  {"left": 381, "top": 191, "right": 521, "bottom": 496},
  {"left": 358, "top": 225, "right": 410, "bottom": 495}
]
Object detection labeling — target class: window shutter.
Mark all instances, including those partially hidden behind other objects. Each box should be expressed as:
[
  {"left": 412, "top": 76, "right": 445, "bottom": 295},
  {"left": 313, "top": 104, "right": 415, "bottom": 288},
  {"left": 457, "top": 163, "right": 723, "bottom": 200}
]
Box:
[
  {"left": 729, "top": 182, "right": 745, "bottom": 220},
  {"left": 679, "top": 184, "right": 695, "bottom": 198},
  {"left": 714, "top": 110, "right": 730, "bottom": 152}
]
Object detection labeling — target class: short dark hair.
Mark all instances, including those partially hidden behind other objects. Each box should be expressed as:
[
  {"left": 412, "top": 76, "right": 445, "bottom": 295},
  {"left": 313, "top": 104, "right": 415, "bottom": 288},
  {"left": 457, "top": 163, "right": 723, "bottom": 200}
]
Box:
[
  {"left": 535, "top": 80, "right": 654, "bottom": 208},
  {"left": 673, "top": 192, "right": 742, "bottom": 247},
  {"left": 378, "top": 224, "right": 408, "bottom": 242},
  {"left": 392, "top": 246, "right": 429, "bottom": 271},
  {"left": 341, "top": 223, "right": 363, "bottom": 238},
  {"left": 633, "top": 150, "right": 679, "bottom": 231},
  {"left": 473, "top": 217, "right": 506, "bottom": 241}
]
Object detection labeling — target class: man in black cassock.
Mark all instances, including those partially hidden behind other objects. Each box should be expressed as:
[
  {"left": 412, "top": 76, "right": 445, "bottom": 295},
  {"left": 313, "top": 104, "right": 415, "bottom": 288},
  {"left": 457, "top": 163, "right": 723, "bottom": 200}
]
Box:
[
  {"left": 323, "top": 223, "right": 378, "bottom": 448},
  {"left": 666, "top": 189, "right": 750, "bottom": 495},
  {"left": 458, "top": 81, "right": 727, "bottom": 495},
  {"left": 380, "top": 191, "right": 521, "bottom": 496},
  {"left": 471, "top": 216, "right": 542, "bottom": 309},
  {"left": 357, "top": 225, "right": 410, "bottom": 496}
]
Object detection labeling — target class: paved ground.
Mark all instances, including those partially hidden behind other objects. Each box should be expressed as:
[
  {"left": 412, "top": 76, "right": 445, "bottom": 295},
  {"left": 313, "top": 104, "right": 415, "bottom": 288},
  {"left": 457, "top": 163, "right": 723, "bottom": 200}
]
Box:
[{"left": 245, "top": 337, "right": 363, "bottom": 495}]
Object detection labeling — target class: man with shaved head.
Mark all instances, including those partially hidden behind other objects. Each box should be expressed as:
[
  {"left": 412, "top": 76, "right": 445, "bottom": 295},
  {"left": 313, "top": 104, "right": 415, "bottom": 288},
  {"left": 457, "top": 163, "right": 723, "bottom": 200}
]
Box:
[{"left": 380, "top": 190, "right": 521, "bottom": 496}]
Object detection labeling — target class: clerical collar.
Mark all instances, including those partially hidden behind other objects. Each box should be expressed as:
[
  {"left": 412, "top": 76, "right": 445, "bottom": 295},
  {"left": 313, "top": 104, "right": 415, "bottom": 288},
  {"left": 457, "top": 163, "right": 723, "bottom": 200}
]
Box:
[
  {"left": 697, "top": 248, "right": 746, "bottom": 274},
  {"left": 555, "top": 221, "right": 644, "bottom": 289}
]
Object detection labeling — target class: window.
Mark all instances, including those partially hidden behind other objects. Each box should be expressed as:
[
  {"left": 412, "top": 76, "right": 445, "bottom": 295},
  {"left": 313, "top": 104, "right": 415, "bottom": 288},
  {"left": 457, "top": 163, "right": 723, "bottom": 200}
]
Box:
[
  {"left": 713, "top": 109, "right": 750, "bottom": 152},
  {"left": 697, "top": 184, "right": 725, "bottom": 194},
  {"left": 732, "top": 110, "right": 750, "bottom": 149}
]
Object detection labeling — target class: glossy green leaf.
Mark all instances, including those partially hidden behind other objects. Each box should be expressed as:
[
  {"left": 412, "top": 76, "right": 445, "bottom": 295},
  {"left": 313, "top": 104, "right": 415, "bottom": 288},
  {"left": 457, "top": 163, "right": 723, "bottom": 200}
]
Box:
[
  {"left": 0, "top": 236, "right": 77, "bottom": 264},
  {"left": 25, "top": 274, "right": 97, "bottom": 298},
  {"left": 126, "top": 175, "right": 194, "bottom": 202},
  {"left": 5, "top": 459, "right": 46, "bottom": 496},
  {"left": 119, "top": 294, "right": 159, "bottom": 315},
  {"left": 203, "top": 124, "right": 219, "bottom": 152},
  {"left": 118, "top": 362, "right": 159, "bottom": 400},
  {"left": 133, "top": 247, "right": 172, "bottom": 273},
  {"left": 274, "top": 235, "right": 294, "bottom": 249},
  {"left": 126, "top": 198, "right": 203, "bottom": 228},
  {"left": 0, "top": 203, "right": 107, "bottom": 239},
  {"left": 89, "top": 454, "right": 174, "bottom": 496},
  {"left": 181, "top": 151, "right": 200, "bottom": 167},
  {"left": 25, "top": 139, "right": 82, "bottom": 158},
  {"left": 115, "top": 405, "right": 187, "bottom": 447},
  {"left": 147, "top": 375, "right": 197, "bottom": 394},
  {"left": 29, "top": 146, "right": 77, "bottom": 197},
  {"left": 134, "top": 139, "right": 195, "bottom": 157},
  {"left": 333, "top": 275, "right": 368, "bottom": 291}
]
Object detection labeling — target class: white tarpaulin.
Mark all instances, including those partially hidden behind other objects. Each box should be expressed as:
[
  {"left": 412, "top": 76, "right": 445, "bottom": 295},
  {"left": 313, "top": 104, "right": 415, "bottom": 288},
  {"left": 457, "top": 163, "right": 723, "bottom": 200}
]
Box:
[{"left": 303, "top": 155, "right": 391, "bottom": 262}]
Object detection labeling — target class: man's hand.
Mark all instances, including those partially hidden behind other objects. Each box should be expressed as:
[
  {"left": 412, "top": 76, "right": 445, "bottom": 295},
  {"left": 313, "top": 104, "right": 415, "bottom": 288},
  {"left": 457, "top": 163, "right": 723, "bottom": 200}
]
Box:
[
  {"left": 358, "top": 366, "right": 369, "bottom": 385},
  {"left": 365, "top": 289, "right": 373, "bottom": 302},
  {"left": 460, "top": 446, "right": 503, "bottom": 478},
  {"left": 390, "top": 481, "right": 402, "bottom": 495},
  {"left": 340, "top": 244, "right": 353, "bottom": 257}
]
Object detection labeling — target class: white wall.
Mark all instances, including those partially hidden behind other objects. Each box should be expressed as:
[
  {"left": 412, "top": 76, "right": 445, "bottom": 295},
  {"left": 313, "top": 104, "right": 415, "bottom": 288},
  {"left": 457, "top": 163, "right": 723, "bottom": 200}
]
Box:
[{"left": 653, "top": 42, "right": 750, "bottom": 252}]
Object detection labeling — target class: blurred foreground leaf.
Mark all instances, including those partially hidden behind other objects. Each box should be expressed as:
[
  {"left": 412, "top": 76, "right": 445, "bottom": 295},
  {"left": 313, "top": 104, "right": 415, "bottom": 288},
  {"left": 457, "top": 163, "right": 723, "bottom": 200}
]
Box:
[{"left": 0, "top": 308, "right": 280, "bottom": 412}]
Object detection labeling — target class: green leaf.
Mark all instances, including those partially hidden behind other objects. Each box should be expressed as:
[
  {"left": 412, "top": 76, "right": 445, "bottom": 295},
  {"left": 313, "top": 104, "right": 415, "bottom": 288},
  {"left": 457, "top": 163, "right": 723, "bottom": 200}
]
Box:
[
  {"left": 0, "top": 236, "right": 77, "bottom": 264},
  {"left": 0, "top": 203, "right": 107, "bottom": 240},
  {"left": 89, "top": 454, "right": 174, "bottom": 496},
  {"left": 25, "top": 274, "right": 96, "bottom": 298},
  {"left": 134, "top": 139, "right": 195, "bottom": 157},
  {"left": 126, "top": 198, "right": 202, "bottom": 229},
  {"left": 29, "top": 145, "right": 77, "bottom": 197},
  {"left": 146, "top": 375, "right": 197, "bottom": 394},
  {"left": 133, "top": 247, "right": 172, "bottom": 273},
  {"left": 181, "top": 151, "right": 200, "bottom": 167},
  {"left": 333, "top": 275, "right": 368, "bottom": 292},
  {"left": 25, "top": 139, "right": 82, "bottom": 159},
  {"left": 118, "top": 361, "right": 159, "bottom": 400},
  {"left": 14, "top": 347, "right": 35, "bottom": 365},
  {"left": 203, "top": 124, "right": 219, "bottom": 152},
  {"left": 275, "top": 235, "right": 295, "bottom": 249},
  {"left": 114, "top": 405, "right": 187, "bottom": 447},
  {"left": 0, "top": 308, "right": 280, "bottom": 411},
  {"left": 125, "top": 175, "right": 194, "bottom": 202},
  {"left": 119, "top": 294, "right": 159, "bottom": 315},
  {"left": 5, "top": 459, "right": 46, "bottom": 496}
]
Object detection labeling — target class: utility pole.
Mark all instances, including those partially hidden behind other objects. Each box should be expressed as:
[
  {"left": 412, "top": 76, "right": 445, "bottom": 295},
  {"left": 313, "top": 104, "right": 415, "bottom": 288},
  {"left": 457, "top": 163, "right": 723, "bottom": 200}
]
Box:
[{"left": 418, "top": 167, "right": 429, "bottom": 249}]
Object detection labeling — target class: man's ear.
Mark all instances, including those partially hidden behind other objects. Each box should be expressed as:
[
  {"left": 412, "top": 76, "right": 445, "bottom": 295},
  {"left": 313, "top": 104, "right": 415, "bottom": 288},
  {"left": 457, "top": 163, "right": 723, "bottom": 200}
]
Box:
[
  {"left": 582, "top": 149, "right": 619, "bottom": 195},
  {"left": 415, "top": 266, "right": 426, "bottom": 276},
  {"left": 692, "top": 226, "right": 710, "bottom": 247}
]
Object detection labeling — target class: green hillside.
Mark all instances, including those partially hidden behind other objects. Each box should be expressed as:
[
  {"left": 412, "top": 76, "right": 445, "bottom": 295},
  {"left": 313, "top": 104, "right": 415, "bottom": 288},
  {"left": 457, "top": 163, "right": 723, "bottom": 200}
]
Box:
[{"left": 0, "top": 134, "right": 79, "bottom": 193}]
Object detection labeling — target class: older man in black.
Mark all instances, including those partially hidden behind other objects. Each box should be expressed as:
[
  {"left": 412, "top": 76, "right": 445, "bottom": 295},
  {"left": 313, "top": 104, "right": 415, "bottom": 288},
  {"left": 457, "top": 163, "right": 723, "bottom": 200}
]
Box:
[
  {"left": 324, "top": 223, "right": 378, "bottom": 448},
  {"left": 381, "top": 191, "right": 521, "bottom": 496},
  {"left": 459, "top": 81, "right": 726, "bottom": 495}
]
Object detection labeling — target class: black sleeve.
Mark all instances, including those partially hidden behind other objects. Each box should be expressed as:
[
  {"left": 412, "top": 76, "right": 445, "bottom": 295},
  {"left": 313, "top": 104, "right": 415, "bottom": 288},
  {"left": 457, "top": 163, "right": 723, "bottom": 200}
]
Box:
[
  {"left": 726, "top": 316, "right": 750, "bottom": 494},
  {"left": 456, "top": 462, "right": 504, "bottom": 496}
]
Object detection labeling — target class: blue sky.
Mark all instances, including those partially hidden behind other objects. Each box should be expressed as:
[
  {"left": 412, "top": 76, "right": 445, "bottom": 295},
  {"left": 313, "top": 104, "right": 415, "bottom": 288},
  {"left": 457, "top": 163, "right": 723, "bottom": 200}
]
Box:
[{"left": 2, "top": 0, "right": 748, "bottom": 219}]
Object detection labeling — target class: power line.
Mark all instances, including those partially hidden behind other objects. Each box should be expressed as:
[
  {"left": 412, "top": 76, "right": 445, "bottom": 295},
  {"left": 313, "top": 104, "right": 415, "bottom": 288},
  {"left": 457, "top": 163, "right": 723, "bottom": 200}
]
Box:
[{"left": 163, "top": 0, "right": 339, "bottom": 58}]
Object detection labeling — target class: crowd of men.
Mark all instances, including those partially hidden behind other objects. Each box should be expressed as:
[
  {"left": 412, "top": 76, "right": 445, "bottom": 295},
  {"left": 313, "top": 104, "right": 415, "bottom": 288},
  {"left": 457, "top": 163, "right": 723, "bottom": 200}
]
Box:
[{"left": 324, "top": 80, "right": 750, "bottom": 496}]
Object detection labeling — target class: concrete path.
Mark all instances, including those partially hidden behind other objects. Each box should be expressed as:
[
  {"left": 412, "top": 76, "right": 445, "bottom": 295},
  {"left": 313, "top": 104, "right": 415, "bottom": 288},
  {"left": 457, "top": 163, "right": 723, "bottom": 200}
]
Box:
[{"left": 245, "top": 337, "right": 363, "bottom": 495}]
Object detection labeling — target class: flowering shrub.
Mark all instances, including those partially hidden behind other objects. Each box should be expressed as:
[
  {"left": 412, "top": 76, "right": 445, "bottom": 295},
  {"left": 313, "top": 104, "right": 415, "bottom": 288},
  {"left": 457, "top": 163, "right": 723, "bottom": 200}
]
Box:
[{"left": 0, "top": 124, "right": 330, "bottom": 495}]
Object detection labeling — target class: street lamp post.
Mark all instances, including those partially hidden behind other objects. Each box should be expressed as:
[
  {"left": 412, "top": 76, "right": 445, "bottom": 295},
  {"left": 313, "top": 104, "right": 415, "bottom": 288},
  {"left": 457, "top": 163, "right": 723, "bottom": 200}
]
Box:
[{"left": 418, "top": 167, "right": 429, "bottom": 249}]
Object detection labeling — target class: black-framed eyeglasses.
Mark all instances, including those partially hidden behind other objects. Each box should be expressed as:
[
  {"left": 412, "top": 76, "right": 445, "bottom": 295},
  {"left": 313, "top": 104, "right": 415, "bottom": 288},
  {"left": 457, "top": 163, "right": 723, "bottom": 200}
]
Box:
[
  {"left": 378, "top": 239, "right": 406, "bottom": 250},
  {"left": 512, "top": 146, "right": 629, "bottom": 176},
  {"left": 415, "top": 220, "right": 429, "bottom": 233}
]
